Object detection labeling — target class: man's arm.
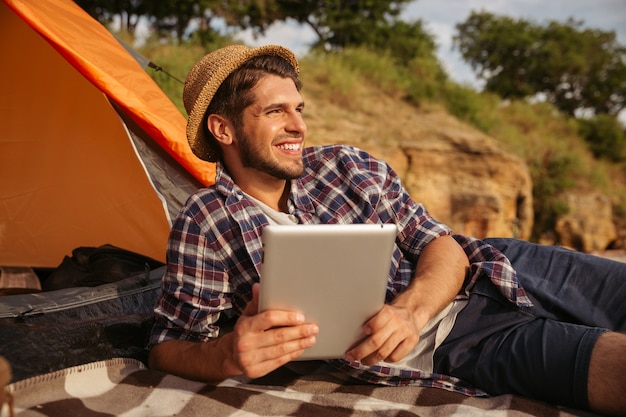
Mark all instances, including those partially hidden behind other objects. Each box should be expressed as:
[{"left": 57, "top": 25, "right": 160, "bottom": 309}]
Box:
[
  {"left": 346, "top": 234, "right": 468, "bottom": 365},
  {"left": 148, "top": 284, "right": 319, "bottom": 381}
]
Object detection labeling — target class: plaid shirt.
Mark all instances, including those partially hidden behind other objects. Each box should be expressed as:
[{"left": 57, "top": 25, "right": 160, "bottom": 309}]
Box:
[{"left": 151, "top": 145, "right": 532, "bottom": 395}]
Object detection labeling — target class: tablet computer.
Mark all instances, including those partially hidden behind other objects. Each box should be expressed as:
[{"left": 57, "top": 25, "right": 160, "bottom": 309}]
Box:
[{"left": 258, "top": 223, "right": 397, "bottom": 360}]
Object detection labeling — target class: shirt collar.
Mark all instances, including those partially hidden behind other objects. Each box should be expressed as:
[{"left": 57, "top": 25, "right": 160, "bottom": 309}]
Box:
[{"left": 214, "top": 157, "right": 318, "bottom": 220}]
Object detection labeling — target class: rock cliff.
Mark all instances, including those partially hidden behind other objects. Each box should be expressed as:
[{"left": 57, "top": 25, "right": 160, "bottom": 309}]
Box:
[
  {"left": 553, "top": 190, "right": 617, "bottom": 252},
  {"left": 303, "top": 89, "right": 533, "bottom": 240}
]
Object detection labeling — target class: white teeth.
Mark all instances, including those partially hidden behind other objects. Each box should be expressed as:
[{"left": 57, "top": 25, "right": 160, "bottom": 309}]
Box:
[{"left": 278, "top": 143, "right": 300, "bottom": 151}]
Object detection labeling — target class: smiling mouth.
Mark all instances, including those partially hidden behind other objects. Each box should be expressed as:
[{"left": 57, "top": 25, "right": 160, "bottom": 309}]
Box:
[{"left": 276, "top": 143, "right": 301, "bottom": 151}]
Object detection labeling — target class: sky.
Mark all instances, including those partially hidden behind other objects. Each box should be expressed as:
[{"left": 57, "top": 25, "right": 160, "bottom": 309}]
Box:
[{"left": 236, "top": 0, "right": 626, "bottom": 90}]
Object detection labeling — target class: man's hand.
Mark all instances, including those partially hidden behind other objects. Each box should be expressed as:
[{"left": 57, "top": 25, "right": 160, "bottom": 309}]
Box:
[
  {"left": 222, "top": 283, "right": 319, "bottom": 378},
  {"left": 149, "top": 283, "right": 318, "bottom": 382},
  {"left": 344, "top": 235, "right": 469, "bottom": 367},
  {"left": 344, "top": 303, "right": 423, "bottom": 366}
]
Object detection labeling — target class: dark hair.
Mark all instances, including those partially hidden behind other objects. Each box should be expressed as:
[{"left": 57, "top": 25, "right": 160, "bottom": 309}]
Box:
[{"left": 201, "top": 55, "right": 302, "bottom": 160}]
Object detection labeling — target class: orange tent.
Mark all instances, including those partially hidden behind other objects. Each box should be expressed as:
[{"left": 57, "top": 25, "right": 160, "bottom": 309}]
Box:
[{"left": 0, "top": 0, "right": 215, "bottom": 267}]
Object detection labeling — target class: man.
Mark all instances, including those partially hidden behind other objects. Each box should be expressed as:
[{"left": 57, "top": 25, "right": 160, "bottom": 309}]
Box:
[{"left": 149, "top": 44, "right": 626, "bottom": 416}]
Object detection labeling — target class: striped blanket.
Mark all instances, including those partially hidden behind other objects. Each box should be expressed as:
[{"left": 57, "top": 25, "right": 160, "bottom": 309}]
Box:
[{"left": 6, "top": 358, "right": 598, "bottom": 417}]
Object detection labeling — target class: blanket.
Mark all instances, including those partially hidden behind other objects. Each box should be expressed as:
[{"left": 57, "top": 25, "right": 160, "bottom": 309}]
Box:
[{"left": 6, "top": 358, "right": 598, "bottom": 417}]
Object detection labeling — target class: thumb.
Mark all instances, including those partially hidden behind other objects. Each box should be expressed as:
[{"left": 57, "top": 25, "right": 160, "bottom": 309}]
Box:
[{"left": 242, "top": 283, "right": 260, "bottom": 317}]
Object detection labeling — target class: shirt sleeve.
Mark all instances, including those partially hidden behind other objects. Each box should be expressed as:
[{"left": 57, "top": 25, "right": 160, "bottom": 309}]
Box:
[{"left": 149, "top": 199, "right": 231, "bottom": 346}]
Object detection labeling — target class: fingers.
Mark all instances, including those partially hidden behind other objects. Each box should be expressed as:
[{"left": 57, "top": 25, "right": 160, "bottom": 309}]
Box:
[
  {"left": 234, "top": 327, "right": 317, "bottom": 378},
  {"left": 345, "top": 305, "right": 419, "bottom": 366},
  {"left": 233, "top": 322, "right": 318, "bottom": 378},
  {"left": 233, "top": 290, "right": 319, "bottom": 378},
  {"left": 357, "top": 338, "right": 414, "bottom": 366},
  {"left": 235, "top": 313, "right": 318, "bottom": 350}
]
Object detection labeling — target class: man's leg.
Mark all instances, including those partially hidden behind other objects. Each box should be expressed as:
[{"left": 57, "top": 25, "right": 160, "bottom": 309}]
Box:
[
  {"left": 437, "top": 239, "right": 626, "bottom": 413},
  {"left": 486, "top": 238, "right": 626, "bottom": 330},
  {"left": 588, "top": 332, "right": 626, "bottom": 416},
  {"left": 433, "top": 274, "right": 611, "bottom": 412}
]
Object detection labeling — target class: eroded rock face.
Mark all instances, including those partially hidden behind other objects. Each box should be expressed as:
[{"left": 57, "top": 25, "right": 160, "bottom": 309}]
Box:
[
  {"left": 554, "top": 191, "right": 616, "bottom": 252},
  {"left": 400, "top": 133, "right": 532, "bottom": 240},
  {"left": 309, "top": 115, "right": 533, "bottom": 239},
  {"left": 304, "top": 94, "right": 534, "bottom": 240}
]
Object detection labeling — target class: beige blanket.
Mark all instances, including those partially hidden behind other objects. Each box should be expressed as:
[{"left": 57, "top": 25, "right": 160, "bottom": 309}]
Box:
[{"left": 6, "top": 358, "right": 598, "bottom": 417}]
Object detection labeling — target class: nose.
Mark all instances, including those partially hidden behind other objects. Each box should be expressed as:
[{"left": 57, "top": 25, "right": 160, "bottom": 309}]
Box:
[{"left": 286, "top": 110, "right": 307, "bottom": 137}]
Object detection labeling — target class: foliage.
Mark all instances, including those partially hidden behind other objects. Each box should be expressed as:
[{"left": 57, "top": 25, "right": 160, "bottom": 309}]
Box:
[
  {"left": 439, "top": 83, "right": 501, "bottom": 131},
  {"left": 75, "top": 0, "right": 146, "bottom": 32},
  {"left": 577, "top": 114, "right": 626, "bottom": 162},
  {"left": 141, "top": 0, "right": 220, "bottom": 41},
  {"left": 454, "top": 11, "right": 626, "bottom": 118},
  {"left": 221, "top": 0, "right": 411, "bottom": 48},
  {"left": 299, "top": 44, "right": 447, "bottom": 111},
  {"left": 75, "top": 0, "right": 245, "bottom": 41},
  {"left": 222, "top": 0, "right": 443, "bottom": 71},
  {"left": 298, "top": 50, "right": 362, "bottom": 109},
  {"left": 528, "top": 151, "right": 577, "bottom": 241},
  {"left": 300, "top": 47, "right": 415, "bottom": 111}
]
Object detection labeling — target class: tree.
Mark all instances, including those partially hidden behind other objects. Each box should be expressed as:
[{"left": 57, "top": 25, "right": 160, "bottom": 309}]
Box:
[
  {"left": 453, "top": 11, "right": 626, "bottom": 118},
  {"left": 217, "top": 0, "right": 436, "bottom": 65},
  {"left": 217, "top": 0, "right": 411, "bottom": 48},
  {"left": 74, "top": 0, "right": 147, "bottom": 33},
  {"left": 76, "top": 0, "right": 226, "bottom": 42},
  {"left": 143, "top": 0, "right": 205, "bottom": 41}
]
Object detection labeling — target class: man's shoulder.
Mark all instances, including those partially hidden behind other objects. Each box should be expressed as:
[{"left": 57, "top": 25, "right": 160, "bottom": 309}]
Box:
[
  {"left": 179, "top": 186, "right": 224, "bottom": 218},
  {"left": 188, "top": 185, "right": 221, "bottom": 204},
  {"left": 173, "top": 186, "right": 241, "bottom": 235}
]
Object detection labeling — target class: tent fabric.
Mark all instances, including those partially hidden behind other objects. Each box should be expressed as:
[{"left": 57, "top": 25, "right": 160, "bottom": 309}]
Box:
[
  {"left": 2, "top": 0, "right": 215, "bottom": 186},
  {"left": 0, "top": 0, "right": 213, "bottom": 267},
  {"left": 111, "top": 101, "right": 203, "bottom": 223}
]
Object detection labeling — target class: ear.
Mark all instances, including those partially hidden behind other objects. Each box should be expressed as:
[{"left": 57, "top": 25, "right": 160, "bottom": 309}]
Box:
[{"left": 206, "top": 114, "right": 234, "bottom": 145}]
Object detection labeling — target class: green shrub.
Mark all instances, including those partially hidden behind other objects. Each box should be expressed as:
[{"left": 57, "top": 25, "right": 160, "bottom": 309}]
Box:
[
  {"left": 440, "top": 83, "right": 502, "bottom": 132},
  {"left": 577, "top": 114, "right": 626, "bottom": 162},
  {"left": 300, "top": 51, "right": 362, "bottom": 108},
  {"left": 529, "top": 150, "right": 578, "bottom": 240},
  {"left": 343, "top": 48, "right": 410, "bottom": 91}
]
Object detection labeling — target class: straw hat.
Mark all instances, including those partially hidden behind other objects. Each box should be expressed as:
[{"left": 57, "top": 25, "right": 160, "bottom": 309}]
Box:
[{"left": 183, "top": 44, "right": 300, "bottom": 162}]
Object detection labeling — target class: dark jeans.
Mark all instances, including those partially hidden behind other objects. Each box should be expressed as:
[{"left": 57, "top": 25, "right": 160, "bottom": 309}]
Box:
[{"left": 434, "top": 238, "right": 626, "bottom": 410}]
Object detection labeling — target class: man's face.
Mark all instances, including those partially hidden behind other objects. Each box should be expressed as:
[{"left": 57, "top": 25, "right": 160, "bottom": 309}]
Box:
[{"left": 234, "top": 74, "right": 307, "bottom": 180}]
